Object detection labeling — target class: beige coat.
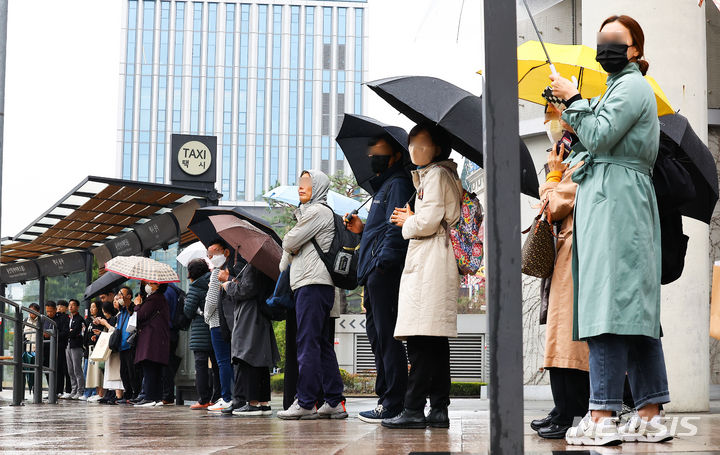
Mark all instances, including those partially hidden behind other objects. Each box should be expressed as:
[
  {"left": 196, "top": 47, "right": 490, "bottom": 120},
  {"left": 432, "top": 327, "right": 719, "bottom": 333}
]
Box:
[
  {"left": 395, "top": 160, "right": 463, "bottom": 340},
  {"left": 540, "top": 163, "right": 589, "bottom": 371}
]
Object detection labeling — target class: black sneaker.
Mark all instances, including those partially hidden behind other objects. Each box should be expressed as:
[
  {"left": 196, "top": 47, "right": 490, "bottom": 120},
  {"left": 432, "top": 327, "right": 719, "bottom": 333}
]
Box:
[
  {"left": 426, "top": 407, "right": 449, "bottom": 428},
  {"left": 381, "top": 409, "right": 427, "bottom": 429},
  {"left": 358, "top": 404, "right": 399, "bottom": 424},
  {"left": 221, "top": 402, "right": 246, "bottom": 415},
  {"left": 260, "top": 405, "right": 272, "bottom": 416},
  {"left": 233, "top": 404, "right": 264, "bottom": 417}
]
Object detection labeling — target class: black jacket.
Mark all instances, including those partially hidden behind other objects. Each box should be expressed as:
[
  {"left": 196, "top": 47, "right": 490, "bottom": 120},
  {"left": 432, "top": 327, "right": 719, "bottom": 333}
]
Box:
[
  {"left": 356, "top": 163, "right": 415, "bottom": 285},
  {"left": 53, "top": 314, "right": 70, "bottom": 349},
  {"left": 68, "top": 313, "right": 85, "bottom": 349}
]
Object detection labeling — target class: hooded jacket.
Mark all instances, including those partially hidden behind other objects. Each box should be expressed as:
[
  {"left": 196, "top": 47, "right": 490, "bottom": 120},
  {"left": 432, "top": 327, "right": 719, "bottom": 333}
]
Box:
[{"left": 280, "top": 169, "right": 335, "bottom": 291}]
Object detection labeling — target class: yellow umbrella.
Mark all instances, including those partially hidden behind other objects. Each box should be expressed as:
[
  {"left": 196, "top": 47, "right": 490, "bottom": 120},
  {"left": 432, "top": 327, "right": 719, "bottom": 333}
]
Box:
[{"left": 506, "top": 41, "right": 674, "bottom": 116}]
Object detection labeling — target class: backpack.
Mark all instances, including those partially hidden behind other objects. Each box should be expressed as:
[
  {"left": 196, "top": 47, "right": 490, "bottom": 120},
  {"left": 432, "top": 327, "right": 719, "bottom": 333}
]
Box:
[
  {"left": 168, "top": 284, "right": 190, "bottom": 331},
  {"left": 312, "top": 203, "right": 362, "bottom": 290},
  {"left": 437, "top": 167, "right": 485, "bottom": 275},
  {"left": 263, "top": 267, "right": 293, "bottom": 321}
]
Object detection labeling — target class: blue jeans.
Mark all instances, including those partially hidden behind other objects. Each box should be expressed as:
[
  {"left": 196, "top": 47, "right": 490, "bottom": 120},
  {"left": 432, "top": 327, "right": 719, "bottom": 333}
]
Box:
[
  {"left": 295, "top": 284, "right": 344, "bottom": 410},
  {"left": 210, "top": 327, "right": 233, "bottom": 402},
  {"left": 587, "top": 334, "right": 670, "bottom": 412}
]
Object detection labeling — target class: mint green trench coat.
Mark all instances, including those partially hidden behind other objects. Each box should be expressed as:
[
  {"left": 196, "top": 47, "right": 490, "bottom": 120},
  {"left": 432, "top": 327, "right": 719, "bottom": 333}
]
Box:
[{"left": 562, "top": 62, "right": 661, "bottom": 341}]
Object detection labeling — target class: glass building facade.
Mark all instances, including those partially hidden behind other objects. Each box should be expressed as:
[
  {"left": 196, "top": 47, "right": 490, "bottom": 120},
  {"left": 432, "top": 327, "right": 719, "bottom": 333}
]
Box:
[{"left": 118, "top": 0, "right": 367, "bottom": 202}]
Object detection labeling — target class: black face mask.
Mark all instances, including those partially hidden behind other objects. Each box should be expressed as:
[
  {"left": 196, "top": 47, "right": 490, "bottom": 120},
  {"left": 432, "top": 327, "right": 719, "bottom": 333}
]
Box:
[
  {"left": 596, "top": 43, "right": 630, "bottom": 74},
  {"left": 370, "top": 155, "right": 392, "bottom": 174}
]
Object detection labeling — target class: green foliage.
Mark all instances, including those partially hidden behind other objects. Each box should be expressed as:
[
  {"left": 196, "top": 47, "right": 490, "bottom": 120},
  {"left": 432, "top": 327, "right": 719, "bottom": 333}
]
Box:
[
  {"left": 449, "top": 382, "right": 485, "bottom": 397},
  {"left": 270, "top": 373, "right": 285, "bottom": 393},
  {"left": 273, "top": 320, "right": 286, "bottom": 371}
]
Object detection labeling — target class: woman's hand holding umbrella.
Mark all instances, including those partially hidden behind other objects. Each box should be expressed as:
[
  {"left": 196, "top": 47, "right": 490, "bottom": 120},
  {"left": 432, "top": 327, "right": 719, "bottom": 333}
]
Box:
[{"left": 549, "top": 73, "right": 580, "bottom": 105}]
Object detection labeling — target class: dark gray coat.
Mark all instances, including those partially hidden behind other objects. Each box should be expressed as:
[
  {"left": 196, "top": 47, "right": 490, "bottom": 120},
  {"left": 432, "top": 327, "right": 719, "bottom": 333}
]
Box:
[
  {"left": 183, "top": 272, "right": 212, "bottom": 352},
  {"left": 226, "top": 265, "right": 280, "bottom": 368}
]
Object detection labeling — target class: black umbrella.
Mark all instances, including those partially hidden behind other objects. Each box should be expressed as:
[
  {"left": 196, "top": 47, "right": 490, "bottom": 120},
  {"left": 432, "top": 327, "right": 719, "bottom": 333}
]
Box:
[
  {"left": 336, "top": 114, "right": 410, "bottom": 195},
  {"left": 366, "top": 75, "right": 540, "bottom": 198},
  {"left": 659, "top": 113, "right": 719, "bottom": 223},
  {"left": 188, "top": 206, "right": 282, "bottom": 250},
  {"left": 84, "top": 271, "right": 127, "bottom": 301}
]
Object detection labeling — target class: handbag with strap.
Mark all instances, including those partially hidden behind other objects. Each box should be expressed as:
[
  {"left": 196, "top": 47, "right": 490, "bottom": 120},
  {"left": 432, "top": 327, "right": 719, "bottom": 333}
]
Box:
[{"left": 521, "top": 199, "right": 557, "bottom": 279}]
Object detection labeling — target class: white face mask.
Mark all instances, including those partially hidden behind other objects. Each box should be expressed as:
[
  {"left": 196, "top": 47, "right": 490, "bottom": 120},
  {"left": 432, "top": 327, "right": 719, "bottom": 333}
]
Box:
[
  {"left": 210, "top": 254, "right": 226, "bottom": 268},
  {"left": 144, "top": 284, "right": 154, "bottom": 295},
  {"left": 545, "top": 119, "right": 563, "bottom": 144}
]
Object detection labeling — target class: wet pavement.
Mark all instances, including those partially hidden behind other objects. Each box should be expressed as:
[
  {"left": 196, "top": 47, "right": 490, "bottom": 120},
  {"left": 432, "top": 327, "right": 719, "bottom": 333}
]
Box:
[{"left": 1, "top": 392, "right": 719, "bottom": 454}]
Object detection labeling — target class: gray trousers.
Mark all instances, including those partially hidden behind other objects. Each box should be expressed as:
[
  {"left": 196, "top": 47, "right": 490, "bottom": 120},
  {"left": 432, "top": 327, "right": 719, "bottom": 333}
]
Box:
[{"left": 65, "top": 347, "right": 85, "bottom": 395}]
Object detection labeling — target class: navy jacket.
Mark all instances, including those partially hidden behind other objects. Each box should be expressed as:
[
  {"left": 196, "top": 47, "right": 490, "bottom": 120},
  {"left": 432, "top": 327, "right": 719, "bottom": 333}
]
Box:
[
  {"left": 67, "top": 313, "right": 85, "bottom": 349},
  {"left": 357, "top": 163, "right": 415, "bottom": 285}
]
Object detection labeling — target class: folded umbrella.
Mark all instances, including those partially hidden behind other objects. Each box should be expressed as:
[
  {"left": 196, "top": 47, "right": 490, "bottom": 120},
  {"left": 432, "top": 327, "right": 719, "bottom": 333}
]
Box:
[
  {"left": 104, "top": 256, "right": 180, "bottom": 284},
  {"left": 336, "top": 114, "right": 410, "bottom": 195},
  {"left": 366, "top": 75, "right": 540, "bottom": 198},
  {"left": 659, "top": 113, "right": 719, "bottom": 223},
  {"left": 263, "top": 186, "right": 370, "bottom": 218},
  {"left": 84, "top": 271, "right": 127, "bottom": 300},
  {"left": 209, "top": 214, "right": 282, "bottom": 281},
  {"left": 515, "top": 41, "right": 674, "bottom": 116}
]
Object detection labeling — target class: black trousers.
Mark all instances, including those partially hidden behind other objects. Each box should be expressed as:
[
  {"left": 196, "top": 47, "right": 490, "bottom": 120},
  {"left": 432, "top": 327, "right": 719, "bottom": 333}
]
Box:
[
  {"left": 161, "top": 333, "right": 181, "bottom": 401},
  {"left": 547, "top": 367, "right": 590, "bottom": 426},
  {"left": 405, "top": 336, "right": 450, "bottom": 411},
  {"left": 120, "top": 348, "right": 143, "bottom": 400},
  {"left": 237, "top": 359, "right": 271, "bottom": 403},
  {"left": 194, "top": 350, "right": 221, "bottom": 405},
  {"left": 365, "top": 268, "right": 408, "bottom": 413},
  {"left": 142, "top": 360, "right": 164, "bottom": 402},
  {"left": 56, "top": 346, "right": 70, "bottom": 394},
  {"left": 283, "top": 308, "right": 299, "bottom": 410}
]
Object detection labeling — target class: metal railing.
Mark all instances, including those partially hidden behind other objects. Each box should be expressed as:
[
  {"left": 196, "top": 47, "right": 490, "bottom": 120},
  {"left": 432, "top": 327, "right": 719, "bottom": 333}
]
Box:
[{"left": 0, "top": 296, "right": 57, "bottom": 405}]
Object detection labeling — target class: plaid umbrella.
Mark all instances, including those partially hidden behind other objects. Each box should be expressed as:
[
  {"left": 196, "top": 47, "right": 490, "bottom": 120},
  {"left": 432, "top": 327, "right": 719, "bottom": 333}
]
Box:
[{"left": 104, "top": 256, "right": 180, "bottom": 283}]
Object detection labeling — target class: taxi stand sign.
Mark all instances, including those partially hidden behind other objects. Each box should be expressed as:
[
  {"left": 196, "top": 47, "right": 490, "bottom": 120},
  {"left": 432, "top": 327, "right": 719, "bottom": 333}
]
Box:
[{"left": 170, "top": 134, "right": 217, "bottom": 190}]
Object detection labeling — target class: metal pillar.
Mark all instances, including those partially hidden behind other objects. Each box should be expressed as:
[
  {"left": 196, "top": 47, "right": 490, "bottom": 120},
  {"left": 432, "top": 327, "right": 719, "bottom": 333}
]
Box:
[
  {"left": 482, "top": 1, "right": 524, "bottom": 453},
  {"left": 0, "top": 0, "right": 7, "bottom": 245},
  {"left": 11, "top": 305, "right": 22, "bottom": 405},
  {"left": 0, "top": 283, "right": 5, "bottom": 389}
]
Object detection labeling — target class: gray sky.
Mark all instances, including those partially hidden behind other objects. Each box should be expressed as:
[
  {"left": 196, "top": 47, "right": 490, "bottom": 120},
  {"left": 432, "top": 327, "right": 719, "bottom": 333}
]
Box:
[{"left": 0, "top": 0, "right": 486, "bottom": 237}]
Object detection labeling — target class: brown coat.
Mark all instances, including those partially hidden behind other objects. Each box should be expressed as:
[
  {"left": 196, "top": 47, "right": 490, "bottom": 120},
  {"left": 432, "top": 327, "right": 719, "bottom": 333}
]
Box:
[{"left": 540, "top": 163, "right": 589, "bottom": 372}]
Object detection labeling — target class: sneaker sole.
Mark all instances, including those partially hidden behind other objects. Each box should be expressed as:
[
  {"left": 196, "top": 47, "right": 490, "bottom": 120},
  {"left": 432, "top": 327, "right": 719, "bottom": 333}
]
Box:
[
  {"left": 277, "top": 413, "right": 319, "bottom": 420},
  {"left": 358, "top": 415, "right": 384, "bottom": 424},
  {"left": 381, "top": 422, "right": 427, "bottom": 429},
  {"left": 318, "top": 412, "right": 348, "bottom": 420},
  {"left": 233, "top": 411, "right": 264, "bottom": 417},
  {"left": 566, "top": 436, "right": 623, "bottom": 446},
  {"left": 622, "top": 434, "right": 674, "bottom": 443}
]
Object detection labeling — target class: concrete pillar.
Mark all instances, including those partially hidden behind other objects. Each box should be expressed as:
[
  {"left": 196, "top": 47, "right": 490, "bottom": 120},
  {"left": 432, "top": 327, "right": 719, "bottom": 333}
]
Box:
[{"left": 581, "top": 1, "right": 710, "bottom": 412}]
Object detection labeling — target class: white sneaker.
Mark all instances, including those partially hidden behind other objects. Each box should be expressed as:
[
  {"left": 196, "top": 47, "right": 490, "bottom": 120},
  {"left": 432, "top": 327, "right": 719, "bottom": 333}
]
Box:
[
  {"left": 134, "top": 400, "right": 158, "bottom": 408},
  {"left": 618, "top": 413, "right": 673, "bottom": 443},
  {"left": 60, "top": 392, "right": 72, "bottom": 399},
  {"left": 277, "top": 399, "right": 318, "bottom": 420},
  {"left": 207, "top": 398, "right": 232, "bottom": 412},
  {"left": 87, "top": 395, "right": 102, "bottom": 403},
  {"left": 317, "top": 401, "right": 348, "bottom": 419},
  {"left": 77, "top": 395, "right": 87, "bottom": 401},
  {"left": 565, "top": 412, "right": 622, "bottom": 446}
]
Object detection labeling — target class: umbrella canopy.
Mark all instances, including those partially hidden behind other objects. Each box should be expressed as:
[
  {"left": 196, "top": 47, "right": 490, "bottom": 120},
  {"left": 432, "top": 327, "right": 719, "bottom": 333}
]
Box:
[
  {"left": 188, "top": 206, "right": 283, "bottom": 252},
  {"left": 516, "top": 41, "right": 674, "bottom": 116},
  {"left": 659, "top": 113, "right": 719, "bottom": 223},
  {"left": 176, "top": 241, "right": 210, "bottom": 267},
  {"left": 365, "top": 75, "right": 540, "bottom": 198},
  {"left": 84, "top": 271, "right": 127, "bottom": 300},
  {"left": 209, "top": 214, "right": 282, "bottom": 280},
  {"left": 104, "top": 256, "right": 180, "bottom": 284},
  {"left": 336, "top": 114, "right": 410, "bottom": 195},
  {"left": 263, "top": 186, "right": 370, "bottom": 218}
]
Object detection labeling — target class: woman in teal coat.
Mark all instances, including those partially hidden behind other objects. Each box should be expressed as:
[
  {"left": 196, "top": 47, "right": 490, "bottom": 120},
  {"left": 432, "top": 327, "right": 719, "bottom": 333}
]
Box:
[{"left": 550, "top": 15, "right": 671, "bottom": 446}]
